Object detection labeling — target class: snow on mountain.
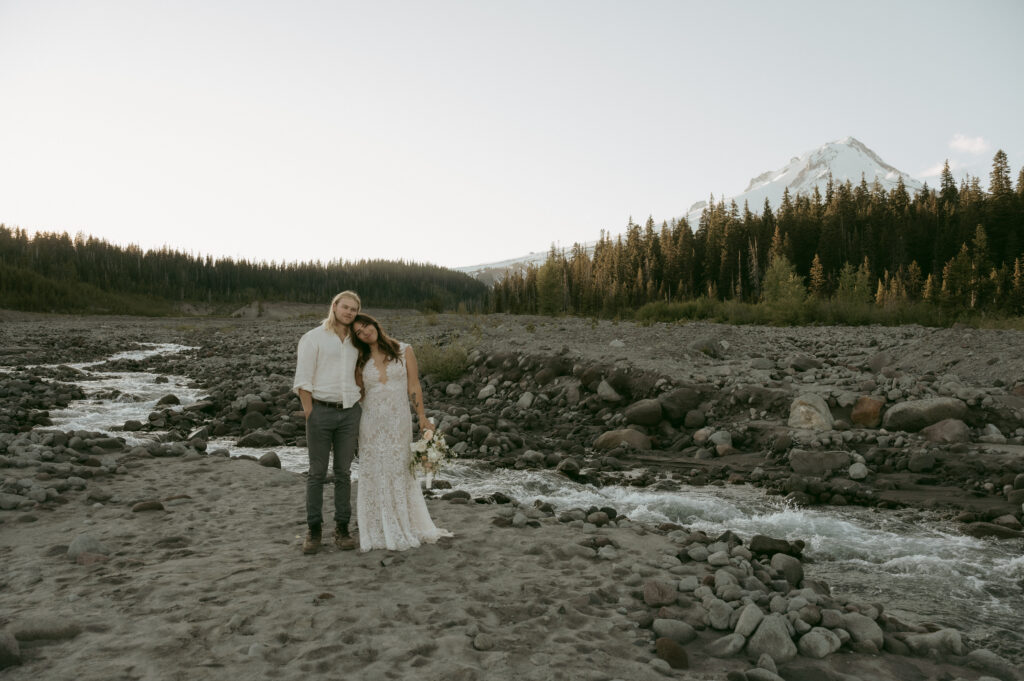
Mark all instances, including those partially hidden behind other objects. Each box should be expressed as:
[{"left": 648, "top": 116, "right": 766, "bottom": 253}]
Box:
[
  {"left": 457, "top": 137, "right": 923, "bottom": 281},
  {"left": 684, "top": 136, "right": 924, "bottom": 225}
]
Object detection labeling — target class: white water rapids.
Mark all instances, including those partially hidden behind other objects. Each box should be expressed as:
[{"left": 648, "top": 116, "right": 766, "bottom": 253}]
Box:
[{"left": 14, "top": 344, "right": 1024, "bottom": 662}]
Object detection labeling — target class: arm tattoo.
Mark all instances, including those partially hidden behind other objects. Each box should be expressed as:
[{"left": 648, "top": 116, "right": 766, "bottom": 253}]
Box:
[{"left": 410, "top": 392, "right": 420, "bottom": 410}]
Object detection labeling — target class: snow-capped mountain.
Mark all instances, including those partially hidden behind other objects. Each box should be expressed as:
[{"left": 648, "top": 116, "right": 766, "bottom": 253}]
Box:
[
  {"left": 684, "top": 136, "right": 924, "bottom": 225},
  {"left": 457, "top": 137, "right": 923, "bottom": 282}
]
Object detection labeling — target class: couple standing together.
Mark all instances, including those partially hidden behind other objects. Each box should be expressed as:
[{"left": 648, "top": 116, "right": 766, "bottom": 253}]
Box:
[{"left": 292, "top": 290, "right": 451, "bottom": 554}]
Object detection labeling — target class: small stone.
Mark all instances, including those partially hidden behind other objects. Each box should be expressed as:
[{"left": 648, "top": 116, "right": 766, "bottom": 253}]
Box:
[
  {"left": 66, "top": 534, "right": 110, "bottom": 560},
  {"left": 132, "top": 500, "right": 165, "bottom": 512},
  {"left": 257, "top": 451, "right": 281, "bottom": 468},
  {"left": 472, "top": 633, "right": 495, "bottom": 651}
]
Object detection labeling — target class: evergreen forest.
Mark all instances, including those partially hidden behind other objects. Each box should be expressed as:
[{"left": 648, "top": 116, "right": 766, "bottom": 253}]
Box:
[
  {"left": 492, "top": 152, "right": 1024, "bottom": 325},
  {"left": 0, "top": 227, "right": 488, "bottom": 315}
]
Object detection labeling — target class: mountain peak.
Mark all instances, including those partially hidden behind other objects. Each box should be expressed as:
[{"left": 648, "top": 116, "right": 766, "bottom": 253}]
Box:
[{"left": 701, "top": 137, "right": 921, "bottom": 225}]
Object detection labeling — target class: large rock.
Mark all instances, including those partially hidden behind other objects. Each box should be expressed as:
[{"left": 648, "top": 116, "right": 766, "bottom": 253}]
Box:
[
  {"left": 596, "top": 380, "right": 623, "bottom": 402},
  {"left": 842, "top": 612, "right": 883, "bottom": 649},
  {"left": 734, "top": 603, "right": 765, "bottom": 637},
  {"left": 881, "top": 397, "right": 967, "bottom": 432},
  {"left": 593, "top": 429, "right": 651, "bottom": 451},
  {"left": 0, "top": 493, "right": 27, "bottom": 510},
  {"left": 850, "top": 396, "right": 884, "bottom": 428},
  {"left": 965, "top": 648, "right": 1020, "bottom": 681},
  {"left": 240, "top": 411, "right": 269, "bottom": 430},
  {"left": 706, "top": 633, "right": 746, "bottom": 658},
  {"left": 797, "top": 627, "right": 842, "bottom": 658},
  {"left": 747, "top": 615, "right": 797, "bottom": 663},
  {"left": 771, "top": 553, "right": 804, "bottom": 587},
  {"left": 652, "top": 619, "right": 697, "bottom": 644},
  {"left": 750, "top": 535, "right": 803, "bottom": 558},
  {"left": 787, "top": 394, "right": 834, "bottom": 431},
  {"left": 921, "top": 418, "right": 971, "bottom": 444},
  {"left": 257, "top": 451, "right": 281, "bottom": 468},
  {"left": 658, "top": 387, "right": 703, "bottom": 424},
  {"left": 903, "top": 628, "right": 964, "bottom": 657},
  {"left": 236, "top": 430, "right": 285, "bottom": 447},
  {"left": 963, "top": 522, "right": 1024, "bottom": 540},
  {"left": 788, "top": 450, "right": 850, "bottom": 477},
  {"left": 624, "top": 399, "right": 663, "bottom": 426}
]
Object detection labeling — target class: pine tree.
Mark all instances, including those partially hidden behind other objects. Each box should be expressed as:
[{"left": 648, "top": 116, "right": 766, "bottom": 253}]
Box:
[{"left": 808, "top": 254, "right": 827, "bottom": 298}]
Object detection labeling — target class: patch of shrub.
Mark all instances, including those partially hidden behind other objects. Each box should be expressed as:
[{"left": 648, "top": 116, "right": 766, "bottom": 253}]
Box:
[{"left": 415, "top": 342, "right": 469, "bottom": 381}]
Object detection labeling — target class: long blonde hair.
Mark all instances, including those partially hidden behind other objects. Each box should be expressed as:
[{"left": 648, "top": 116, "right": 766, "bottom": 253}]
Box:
[{"left": 323, "top": 290, "right": 361, "bottom": 333}]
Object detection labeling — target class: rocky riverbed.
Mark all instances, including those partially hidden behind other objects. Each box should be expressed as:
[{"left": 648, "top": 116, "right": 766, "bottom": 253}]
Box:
[{"left": 1, "top": 308, "right": 1023, "bottom": 680}]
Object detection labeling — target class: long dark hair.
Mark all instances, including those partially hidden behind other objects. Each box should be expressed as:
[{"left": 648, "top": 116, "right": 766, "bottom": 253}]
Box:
[{"left": 351, "top": 314, "right": 403, "bottom": 375}]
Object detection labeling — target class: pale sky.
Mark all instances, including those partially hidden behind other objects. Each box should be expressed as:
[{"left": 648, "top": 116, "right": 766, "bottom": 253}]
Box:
[{"left": 2, "top": 0, "right": 1022, "bottom": 269}]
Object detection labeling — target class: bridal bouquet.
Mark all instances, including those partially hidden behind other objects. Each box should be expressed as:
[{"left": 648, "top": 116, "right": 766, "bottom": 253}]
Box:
[{"left": 410, "top": 423, "right": 454, "bottom": 486}]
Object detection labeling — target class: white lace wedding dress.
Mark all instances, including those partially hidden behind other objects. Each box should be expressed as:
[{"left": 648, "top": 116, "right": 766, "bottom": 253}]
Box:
[{"left": 356, "top": 343, "right": 452, "bottom": 552}]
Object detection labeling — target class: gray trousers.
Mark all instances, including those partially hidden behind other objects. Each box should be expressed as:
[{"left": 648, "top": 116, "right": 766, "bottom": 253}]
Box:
[{"left": 305, "top": 401, "right": 360, "bottom": 530}]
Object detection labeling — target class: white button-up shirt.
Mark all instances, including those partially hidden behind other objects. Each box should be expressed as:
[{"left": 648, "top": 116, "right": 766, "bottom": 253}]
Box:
[{"left": 292, "top": 324, "right": 361, "bottom": 407}]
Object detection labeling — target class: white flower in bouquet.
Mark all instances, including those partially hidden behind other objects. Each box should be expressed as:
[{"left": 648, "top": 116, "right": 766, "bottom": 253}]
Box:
[{"left": 409, "top": 419, "right": 455, "bottom": 482}]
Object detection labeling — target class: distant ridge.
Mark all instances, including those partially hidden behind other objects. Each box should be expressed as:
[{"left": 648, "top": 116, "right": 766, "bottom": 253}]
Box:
[{"left": 457, "top": 137, "right": 924, "bottom": 281}]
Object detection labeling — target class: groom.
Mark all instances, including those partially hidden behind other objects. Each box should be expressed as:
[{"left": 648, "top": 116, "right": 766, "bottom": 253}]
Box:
[{"left": 293, "top": 290, "right": 362, "bottom": 553}]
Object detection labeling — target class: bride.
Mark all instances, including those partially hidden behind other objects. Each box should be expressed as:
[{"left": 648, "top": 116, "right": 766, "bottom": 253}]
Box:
[{"left": 350, "top": 313, "right": 452, "bottom": 552}]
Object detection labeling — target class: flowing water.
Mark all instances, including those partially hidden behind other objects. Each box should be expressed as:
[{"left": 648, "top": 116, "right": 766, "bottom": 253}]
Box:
[{"left": 13, "top": 345, "right": 1024, "bottom": 662}]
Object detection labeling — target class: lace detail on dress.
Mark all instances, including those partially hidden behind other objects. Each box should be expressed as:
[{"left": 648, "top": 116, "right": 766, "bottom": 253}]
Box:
[{"left": 356, "top": 342, "right": 452, "bottom": 551}]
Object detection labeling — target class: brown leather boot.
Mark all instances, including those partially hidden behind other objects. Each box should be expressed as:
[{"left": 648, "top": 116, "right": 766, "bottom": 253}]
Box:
[
  {"left": 302, "top": 527, "right": 322, "bottom": 554},
  {"left": 334, "top": 526, "right": 356, "bottom": 551}
]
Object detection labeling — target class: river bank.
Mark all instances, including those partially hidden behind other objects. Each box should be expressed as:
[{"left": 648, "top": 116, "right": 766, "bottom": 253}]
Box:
[{"left": 1, "top": 311, "right": 1023, "bottom": 680}]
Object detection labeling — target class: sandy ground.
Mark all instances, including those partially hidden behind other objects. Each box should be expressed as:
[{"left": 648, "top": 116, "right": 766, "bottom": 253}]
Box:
[{"left": 2, "top": 451, "right": 1013, "bottom": 681}]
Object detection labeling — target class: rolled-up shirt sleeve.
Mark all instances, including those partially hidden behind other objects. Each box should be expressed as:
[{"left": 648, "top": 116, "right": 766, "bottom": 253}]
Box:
[{"left": 293, "top": 331, "right": 317, "bottom": 395}]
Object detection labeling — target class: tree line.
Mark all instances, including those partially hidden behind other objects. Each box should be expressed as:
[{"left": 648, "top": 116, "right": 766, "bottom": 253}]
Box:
[
  {"left": 0, "top": 227, "right": 488, "bottom": 315},
  {"left": 492, "top": 151, "right": 1024, "bottom": 320}
]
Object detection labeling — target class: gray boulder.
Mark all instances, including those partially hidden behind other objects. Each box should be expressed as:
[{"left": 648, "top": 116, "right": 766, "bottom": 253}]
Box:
[
  {"left": 747, "top": 615, "right": 797, "bottom": 663},
  {"left": 797, "top": 627, "right": 842, "bottom": 658},
  {"left": 658, "top": 387, "right": 703, "bottom": 424},
  {"left": 257, "top": 451, "right": 281, "bottom": 468},
  {"left": 903, "top": 628, "right": 964, "bottom": 656},
  {"left": 841, "top": 612, "right": 883, "bottom": 649},
  {"left": 787, "top": 394, "right": 834, "bottom": 431},
  {"left": 236, "top": 430, "right": 285, "bottom": 447},
  {"left": 965, "top": 648, "right": 1021, "bottom": 681},
  {"left": 734, "top": 602, "right": 765, "bottom": 637},
  {"left": 882, "top": 397, "right": 967, "bottom": 432},
  {"left": 706, "top": 633, "right": 746, "bottom": 658},
  {"left": 921, "top": 418, "right": 971, "bottom": 443},
  {"left": 593, "top": 429, "right": 651, "bottom": 451},
  {"left": 624, "top": 399, "right": 663, "bottom": 426},
  {"left": 597, "top": 380, "right": 623, "bottom": 402},
  {"left": 771, "top": 553, "right": 804, "bottom": 587},
  {"left": 652, "top": 618, "right": 697, "bottom": 644}
]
